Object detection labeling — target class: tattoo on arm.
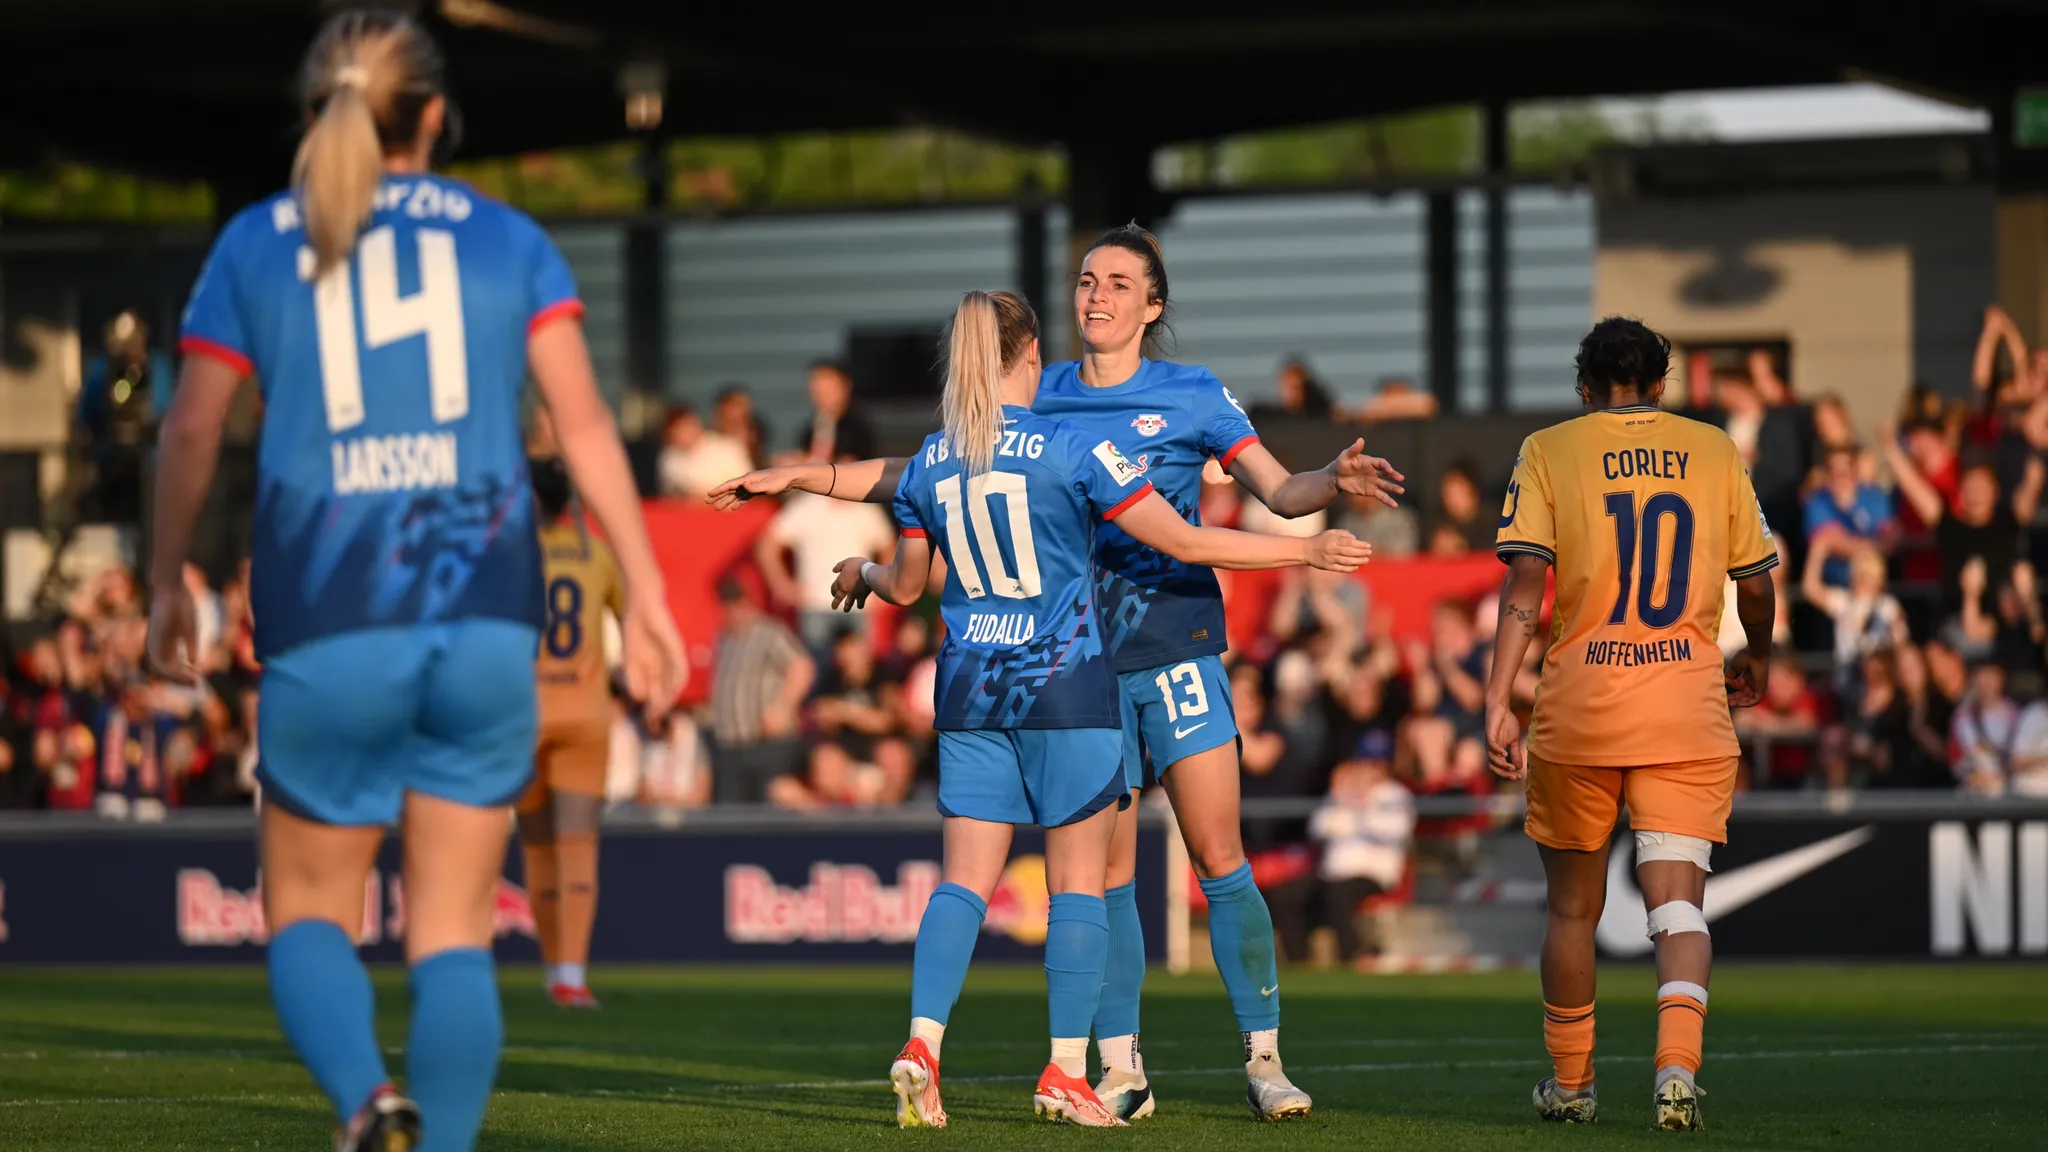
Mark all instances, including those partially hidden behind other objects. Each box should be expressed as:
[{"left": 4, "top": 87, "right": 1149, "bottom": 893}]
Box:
[{"left": 1504, "top": 602, "right": 1538, "bottom": 633}]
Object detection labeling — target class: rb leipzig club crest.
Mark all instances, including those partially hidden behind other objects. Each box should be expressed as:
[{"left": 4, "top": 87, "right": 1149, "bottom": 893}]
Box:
[{"left": 1130, "top": 413, "right": 1168, "bottom": 437}]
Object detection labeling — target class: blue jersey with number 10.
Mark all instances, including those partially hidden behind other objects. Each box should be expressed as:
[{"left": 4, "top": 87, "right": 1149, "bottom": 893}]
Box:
[
  {"left": 180, "top": 175, "right": 579, "bottom": 661},
  {"left": 893, "top": 407, "right": 1157, "bottom": 730}
]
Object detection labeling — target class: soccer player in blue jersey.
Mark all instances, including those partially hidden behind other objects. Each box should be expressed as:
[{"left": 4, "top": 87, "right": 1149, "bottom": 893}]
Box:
[
  {"left": 713, "top": 226, "right": 1403, "bottom": 1121},
  {"left": 805, "top": 289, "right": 1368, "bottom": 1127},
  {"left": 143, "top": 13, "right": 684, "bottom": 1152}
]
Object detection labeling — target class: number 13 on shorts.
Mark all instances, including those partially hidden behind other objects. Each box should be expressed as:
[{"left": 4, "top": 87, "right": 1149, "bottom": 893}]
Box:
[
  {"left": 1122, "top": 655, "right": 1239, "bottom": 778},
  {"left": 1154, "top": 663, "right": 1210, "bottom": 724}
]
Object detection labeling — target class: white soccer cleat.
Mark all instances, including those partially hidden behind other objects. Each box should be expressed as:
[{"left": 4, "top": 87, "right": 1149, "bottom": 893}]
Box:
[
  {"left": 1033, "top": 1064, "right": 1128, "bottom": 1127},
  {"left": 889, "top": 1038, "right": 947, "bottom": 1129},
  {"left": 1533, "top": 1076, "right": 1599, "bottom": 1123},
  {"left": 1653, "top": 1075, "right": 1705, "bottom": 1132},
  {"left": 1094, "top": 1065, "right": 1155, "bottom": 1121},
  {"left": 1245, "top": 1051, "right": 1312, "bottom": 1121}
]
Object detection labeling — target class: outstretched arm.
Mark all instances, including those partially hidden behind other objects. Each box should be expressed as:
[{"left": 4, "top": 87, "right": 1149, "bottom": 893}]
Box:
[
  {"left": 1113, "top": 489, "right": 1371, "bottom": 571},
  {"left": 1226, "top": 438, "right": 1405, "bottom": 518},
  {"left": 707, "top": 458, "right": 908, "bottom": 510}
]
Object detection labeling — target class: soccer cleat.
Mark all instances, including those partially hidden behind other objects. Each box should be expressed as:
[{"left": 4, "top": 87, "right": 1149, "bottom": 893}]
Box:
[
  {"left": 1653, "top": 1076, "right": 1706, "bottom": 1132},
  {"left": 336, "top": 1084, "right": 421, "bottom": 1152},
  {"left": 1245, "top": 1051, "right": 1312, "bottom": 1121},
  {"left": 1033, "top": 1063, "right": 1128, "bottom": 1126},
  {"left": 1094, "top": 1065, "right": 1155, "bottom": 1121},
  {"left": 889, "top": 1038, "right": 947, "bottom": 1129},
  {"left": 1533, "top": 1076, "right": 1599, "bottom": 1124},
  {"left": 548, "top": 983, "right": 600, "bottom": 1010}
]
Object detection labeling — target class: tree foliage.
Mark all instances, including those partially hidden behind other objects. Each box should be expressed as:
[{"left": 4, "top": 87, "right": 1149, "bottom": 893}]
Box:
[{"left": 0, "top": 100, "right": 1707, "bottom": 221}]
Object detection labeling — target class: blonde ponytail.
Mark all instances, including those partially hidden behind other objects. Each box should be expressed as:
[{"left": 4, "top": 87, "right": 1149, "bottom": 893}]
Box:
[
  {"left": 942, "top": 291, "right": 1008, "bottom": 477},
  {"left": 292, "top": 10, "right": 446, "bottom": 275},
  {"left": 293, "top": 77, "right": 384, "bottom": 275}
]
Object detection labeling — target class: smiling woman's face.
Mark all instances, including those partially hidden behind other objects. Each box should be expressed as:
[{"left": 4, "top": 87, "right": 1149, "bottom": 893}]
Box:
[{"left": 1074, "top": 244, "right": 1161, "bottom": 357}]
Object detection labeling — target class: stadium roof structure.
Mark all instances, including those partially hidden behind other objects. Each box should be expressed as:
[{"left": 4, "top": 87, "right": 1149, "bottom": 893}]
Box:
[{"left": 5, "top": 0, "right": 2046, "bottom": 208}]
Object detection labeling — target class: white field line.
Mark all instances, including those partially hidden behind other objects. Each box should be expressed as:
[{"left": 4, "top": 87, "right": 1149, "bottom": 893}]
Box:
[
  {"left": 720, "top": 1041, "right": 2048, "bottom": 1092},
  {"left": 1, "top": 1038, "right": 2039, "bottom": 1107}
]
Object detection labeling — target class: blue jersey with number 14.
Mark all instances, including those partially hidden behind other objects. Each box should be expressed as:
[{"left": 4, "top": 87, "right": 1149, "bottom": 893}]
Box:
[
  {"left": 1032, "top": 359, "right": 1261, "bottom": 672},
  {"left": 893, "top": 407, "right": 1157, "bottom": 730},
  {"left": 180, "top": 175, "right": 580, "bottom": 661}
]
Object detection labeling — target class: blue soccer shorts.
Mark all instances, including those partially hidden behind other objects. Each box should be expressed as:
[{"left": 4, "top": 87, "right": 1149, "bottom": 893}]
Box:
[
  {"left": 936, "top": 727, "right": 1126, "bottom": 828},
  {"left": 1119, "top": 654, "right": 1239, "bottom": 791},
  {"left": 257, "top": 619, "right": 540, "bottom": 826}
]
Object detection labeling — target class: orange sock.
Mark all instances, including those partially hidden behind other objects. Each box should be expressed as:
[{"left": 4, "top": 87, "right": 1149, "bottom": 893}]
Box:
[
  {"left": 521, "top": 840, "right": 561, "bottom": 967},
  {"left": 1655, "top": 981, "right": 1707, "bottom": 1076},
  {"left": 555, "top": 834, "right": 599, "bottom": 972},
  {"left": 1543, "top": 1001, "right": 1596, "bottom": 1091}
]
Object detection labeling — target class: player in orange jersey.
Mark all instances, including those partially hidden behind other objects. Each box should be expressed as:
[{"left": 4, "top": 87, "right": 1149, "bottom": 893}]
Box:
[
  {"left": 1485, "top": 317, "right": 1778, "bottom": 1132},
  {"left": 517, "top": 457, "right": 640, "bottom": 1009}
]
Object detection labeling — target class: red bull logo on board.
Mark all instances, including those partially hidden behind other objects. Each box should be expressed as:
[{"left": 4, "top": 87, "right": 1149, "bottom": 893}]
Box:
[
  {"left": 984, "top": 855, "right": 1049, "bottom": 945},
  {"left": 174, "top": 868, "right": 534, "bottom": 947},
  {"left": 725, "top": 862, "right": 940, "bottom": 944}
]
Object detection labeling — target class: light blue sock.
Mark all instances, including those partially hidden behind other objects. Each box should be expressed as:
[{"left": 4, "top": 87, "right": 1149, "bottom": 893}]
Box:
[
  {"left": 267, "top": 920, "right": 390, "bottom": 1122},
  {"left": 910, "top": 883, "right": 987, "bottom": 1025},
  {"left": 407, "top": 948, "right": 502, "bottom": 1152},
  {"left": 1198, "top": 863, "right": 1281, "bottom": 1032},
  {"left": 1093, "top": 880, "right": 1145, "bottom": 1039},
  {"left": 1045, "top": 893, "right": 1110, "bottom": 1040}
]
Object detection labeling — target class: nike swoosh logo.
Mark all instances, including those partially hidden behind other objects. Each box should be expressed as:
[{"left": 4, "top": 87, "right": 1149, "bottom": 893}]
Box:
[
  {"left": 1260, "top": 985, "right": 1277, "bottom": 997},
  {"left": 1595, "top": 825, "right": 1876, "bottom": 956},
  {"left": 1174, "top": 723, "right": 1208, "bottom": 740}
]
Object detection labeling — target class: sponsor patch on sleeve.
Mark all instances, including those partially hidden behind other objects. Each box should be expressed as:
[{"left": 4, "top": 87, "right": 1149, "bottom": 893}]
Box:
[{"left": 1092, "top": 440, "right": 1146, "bottom": 487}]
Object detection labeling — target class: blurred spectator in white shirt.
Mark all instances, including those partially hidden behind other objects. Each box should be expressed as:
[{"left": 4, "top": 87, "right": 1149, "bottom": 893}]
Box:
[
  {"left": 756, "top": 492, "right": 898, "bottom": 650},
  {"left": 2006, "top": 696, "right": 2048, "bottom": 798},
  {"left": 1951, "top": 659, "right": 2019, "bottom": 795},
  {"left": 1268, "top": 730, "right": 1414, "bottom": 964},
  {"left": 658, "top": 404, "right": 753, "bottom": 498}
]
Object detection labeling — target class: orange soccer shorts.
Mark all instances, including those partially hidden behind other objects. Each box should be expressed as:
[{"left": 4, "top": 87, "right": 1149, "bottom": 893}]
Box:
[
  {"left": 1523, "top": 752, "right": 1739, "bottom": 852},
  {"left": 516, "top": 720, "right": 611, "bottom": 812}
]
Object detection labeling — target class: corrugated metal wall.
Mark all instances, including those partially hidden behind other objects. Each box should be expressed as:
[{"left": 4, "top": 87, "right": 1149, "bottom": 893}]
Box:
[
  {"left": 624, "top": 190, "right": 1591, "bottom": 434},
  {"left": 550, "top": 225, "right": 630, "bottom": 410},
  {"left": 1455, "top": 187, "right": 1598, "bottom": 412},
  {"left": 661, "top": 209, "right": 1017, "bottom": 442},
  {"left": 1152, "top": 193, "right": 1430, "bottom": 403}
]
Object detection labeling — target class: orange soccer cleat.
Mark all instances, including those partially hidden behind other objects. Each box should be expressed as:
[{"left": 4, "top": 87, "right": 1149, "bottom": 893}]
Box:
[
  {"left": 889, "top": 1037, "right": 947, "bottom": 1129},
  {"left": 548, "top": 983, "right": 600, "bottom": 1010},
  {"left": 1032, "top": 1063, "right": 1128, "bottom": 1127}
]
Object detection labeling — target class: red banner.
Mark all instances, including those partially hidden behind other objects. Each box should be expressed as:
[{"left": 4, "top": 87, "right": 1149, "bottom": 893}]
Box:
[
  {"left": 1222, "top": 553, "right": 1552, "bottom": 653},
  {"left": 646, "top": 499, "right": 1553, "bottom": 702},
  {"left": 644, "top": 498, "right": 777, "bottom": 707}
]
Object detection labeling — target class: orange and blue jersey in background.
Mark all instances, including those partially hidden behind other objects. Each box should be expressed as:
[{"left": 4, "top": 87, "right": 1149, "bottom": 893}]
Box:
[
  {"left": 537, "top": 520, "right": 622, "bottom": 732},
  {"left": 1497, "top": 405, "right": 1778, "bottom": 768}
]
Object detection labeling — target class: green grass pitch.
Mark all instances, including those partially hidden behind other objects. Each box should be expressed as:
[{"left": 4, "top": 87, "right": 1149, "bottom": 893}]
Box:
[{"left": 1, "top": 964, "right": 2043, "bottom": 1149}]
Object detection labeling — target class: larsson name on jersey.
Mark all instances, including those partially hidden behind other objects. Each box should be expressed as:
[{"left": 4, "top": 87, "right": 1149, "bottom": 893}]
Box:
[{"left": 331, "top": 432, "right": 459, "bottom": 495}]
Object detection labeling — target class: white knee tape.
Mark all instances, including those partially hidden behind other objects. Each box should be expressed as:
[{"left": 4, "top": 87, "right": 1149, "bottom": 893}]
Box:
[
  {"left": 1645, "top": 900, "right": 1709, "bottom": 940},
  {"left": 1635, "top": 830, "right": 1713, "bottom": 872}
]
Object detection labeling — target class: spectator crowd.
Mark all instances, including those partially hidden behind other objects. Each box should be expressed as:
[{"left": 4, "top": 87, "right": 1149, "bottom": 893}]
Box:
[{"left": 10, "top": 320, "right": 2048, "bottom": 963}]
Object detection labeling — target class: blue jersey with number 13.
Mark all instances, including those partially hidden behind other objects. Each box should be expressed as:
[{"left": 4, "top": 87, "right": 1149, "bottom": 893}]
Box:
[{"left": 180, "top": 175, "right": 580, "bottom": 661}]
